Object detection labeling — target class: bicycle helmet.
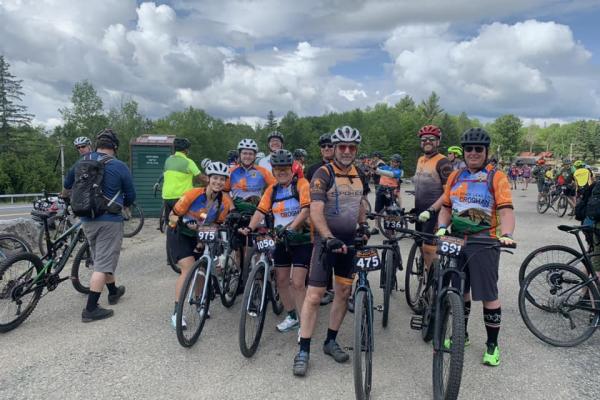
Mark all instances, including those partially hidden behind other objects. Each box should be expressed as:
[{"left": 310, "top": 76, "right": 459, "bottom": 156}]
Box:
[
  {"left": 562, "top": 158, "right": 572, "bottom": 164},
  {"left": 256, "top": 151, "right": 265, "bottom": 160},
  {"left": 418, "top": 125, "right": 441, "bottom": 138},
  {"left": 73, "top": 136, "right": 91, "bottom": 147},
  {"left": 267, "top": 131, "right": 284, "bottom": 144},
  {"left": 460, "top": 128, "right": 491, "bottom": 147},
  {"left": 318, "top": 133, "right": 332, "bottom": 146},
  {"left": 96, "top": 128, "right": 120, "bottom": 149},
  {"left": 331, "top": 126, "right": 361, "bottom": 144},
  {"left": 448, "top": 146, "right": 463, "bottom": 157},
  {"left": 573, "top": 160, "right": 585, "bottom": 168},
  {"left": 200, "top": 158, "right": 211, "bottom": 170},
  {"left": 293, "top": 149, "right": 307, "bottom": 159},
  {"left": 174, "top": 137, "right": 191, "bottom": 151},
  {"left": 237, "top": 138, "right": 259, "bottom": 152},
  {"left": 205, "top": 161, "right": 230, "bottom": 177},
  {"left": 371, "top": 151, "right": 383, "bottom": 158},
  {"left": 390, "top": 154, "right": 402, "bottom": 163},
  {"left": 270, "top": 149, "right": 294, "bottom": 167},
  {"left": 359, "top": 153, "right": 368, "bottom": 160}
]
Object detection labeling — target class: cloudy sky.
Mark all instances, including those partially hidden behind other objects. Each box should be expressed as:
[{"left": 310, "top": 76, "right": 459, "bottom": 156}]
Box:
[{"left": 1, "top": 0, "right": 599, "bottom": 128}]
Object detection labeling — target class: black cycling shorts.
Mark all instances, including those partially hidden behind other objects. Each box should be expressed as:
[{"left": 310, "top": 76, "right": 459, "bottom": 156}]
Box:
[
  {"left": 273, "top": 243, "right": 311, "bottom": 268},
  {"left": 308, "top": 237, "right": 356, "bottom": 287},
  {"left": 452, "top": 243, "right": 501, "bottom": 302},
  {"left": 167, "top": 228, "right": 202, "bottom": 263}
]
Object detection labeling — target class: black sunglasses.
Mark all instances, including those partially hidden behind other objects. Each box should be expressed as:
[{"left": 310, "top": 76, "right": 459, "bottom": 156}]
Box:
[
  {"left": 464, "top": 145, "right": 485, "bottom": 153},
  {"left": 320, "top": 144, "right": 334, "bottom": 149},
  {"left": 76, "top": 145, "right": 88, "bottom": 150}
]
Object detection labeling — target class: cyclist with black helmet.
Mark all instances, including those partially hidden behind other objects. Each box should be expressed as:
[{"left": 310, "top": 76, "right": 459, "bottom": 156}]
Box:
[
  {"left": 305, "top": 133, "right": 334, "bottom": 182},
  {"left": 374, "top": 154, "right": 404, "bottom": 212},
  {"left": 437, "top": 127, "right": 515, "bottom": 367},
  {"left": 239, "top": 149, "right": 311, "bottom": 334},
  {"left": 293, "top": 125, "right": 369, "bottom": 377},
  {"left": 226, "top": 149, "right": 239, "bottom": 171},
  {"left": 293, "top": 148, "right": 308, "bottom": 172},
  {"left": 259, "top": 131, "right": 304, "bottom": 178},
  {"left": 448, "top": 146, "right": 466, "bottom": 171},
  {"left": 532, "top": 159, "right": 550, "bottom": 201},
  {"left": 168, "top": 161, "right": 234, "bottom": 329},
  {"left": 557, "top": 159, "right": 576, "bottom": 213},
  {"left": 413, "top": 125, "right": 453, "bottom": 270}
]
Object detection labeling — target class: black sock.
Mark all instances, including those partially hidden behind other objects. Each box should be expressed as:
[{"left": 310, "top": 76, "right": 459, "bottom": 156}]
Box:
[
  {"left": 299, "top": 337, "right": 311, "bottom": 353},
  {"left": 288, "top": 310, "right": 297, "bottom": 320},
  {"left": 173, "top": 302, "right": 179, "bottom": 315},
  {"left": 106, "top": 282, "right": 118, "bottom": 295},
  {"left": 464, "top": 301, "right": 471, "bottom": 338},
  {"left": 483, "top": 307, "right": 502, "bottom": 346},
  {"left": 86, "top": 291, "right": 101, "bottom": 312},
  {"left": 324, "top": 328, "right": 338, "bottom": 344}
]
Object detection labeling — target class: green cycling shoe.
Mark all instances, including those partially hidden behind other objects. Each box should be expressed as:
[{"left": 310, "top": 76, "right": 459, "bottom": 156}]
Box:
[{"left": 482, "top": 343, "right": 500, "bottom": 366}]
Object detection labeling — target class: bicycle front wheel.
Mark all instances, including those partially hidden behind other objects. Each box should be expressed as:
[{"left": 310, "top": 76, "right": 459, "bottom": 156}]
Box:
[
  {"left": 405, "top": 241, "right": 425, "bottom": 313},
  {"left": 353, "top": 289, "right": 373, "bottom": 400},
  {"left": 519, "top": 263, "right": 600, "bottom": 347},
  {"left": 239, "top": 261, "right": 268, "bottom": 357},
  {"left": 432, "top": 291, "right": 465, "bottom": 400},
  {"left": 123, "top": 203, "right": 144, "bottom": 238},
  {"left": 382, "top": 249, "right": 395, "bottom": 328},
  {"left": 166, "top": 228, "right": 181, "bottom": 274},
  {"left": 176, "top": 259, "right": 211, "bottom": 347},
  {"left": 159, "top": 204, "right": 167, "bottom": 234},
  {"left": 556, "top": 196, "right": 568, "bottom": 217},
  {"left": 220, "top": 251, "right": 240, "bottom": 308},
  {"left": 70, "top": 240, "right": 93, "bottom": 294},
  {"left": 536, "top": 193, "right": 550, "bottom": 214}
]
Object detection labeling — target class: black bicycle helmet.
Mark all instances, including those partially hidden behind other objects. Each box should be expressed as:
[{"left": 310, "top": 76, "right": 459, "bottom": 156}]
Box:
[
  {"left": 371, "top": 151, "right": 383, "bottom": 158},
  {"left": 460, "top": 128, "right": 491, "bottom": 147},
  {"left": 318, "top": 133, "right": 332, "bottom": 146},
  {"left": 174, "top": 137, "right": 191, "bottom": 151},
  {"left": 390, "top": 154, "right": 402, "bottom": 163},
  {"left": 293, "top": 148, "right": 307, "bottom": 159},
  {"left": 96, "top": 128, "right": 120, "bottom": 149},
  {"left": 270, "top": 149, "right": 293, "bottom": 167},
  {"left": 267, "top": 131, "right": 284, "bottom": 144}
]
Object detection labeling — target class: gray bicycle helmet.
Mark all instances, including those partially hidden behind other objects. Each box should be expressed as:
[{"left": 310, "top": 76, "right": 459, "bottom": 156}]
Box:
[
  {"left": 96, "top": 128, "right": 120, "bottom": 149},
  {"left": 390, "top": 154, "right": 402, "bottom": 163},
  {"left": 293, "top": 148, "right": 307, "bottom": 159},
  {"left": 460, "top": 128, "right": 491, "bottom": 147},
  {"left": 270, "top": 149, "right": 293, "bottom": 167},
  {"left": 267, "top": 131, "right": 284, "bottom": 144}
]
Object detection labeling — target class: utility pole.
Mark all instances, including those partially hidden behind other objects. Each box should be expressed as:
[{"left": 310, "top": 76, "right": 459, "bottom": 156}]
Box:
[
  {"left": 60, "top": 141, "right": 65, "bottom": 186},
  {"left": 569, "top": 142, "right": 574, "bottom": 161}
]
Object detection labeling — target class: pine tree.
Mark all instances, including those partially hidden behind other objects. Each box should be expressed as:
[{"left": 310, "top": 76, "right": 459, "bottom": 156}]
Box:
[
  {"left": 418, "top": 92, "right": 443, "bottom": 123},
  {"left": 265, "top": 110, "right": 278, "bottom": 130},
  {"left": 0, "top": 56, "right": 33, "bottom": 140}
]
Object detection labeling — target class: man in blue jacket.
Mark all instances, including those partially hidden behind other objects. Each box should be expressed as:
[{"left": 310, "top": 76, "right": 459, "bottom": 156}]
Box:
[{"left": 64, "top": 129, "right": 136, "bottom": 322}]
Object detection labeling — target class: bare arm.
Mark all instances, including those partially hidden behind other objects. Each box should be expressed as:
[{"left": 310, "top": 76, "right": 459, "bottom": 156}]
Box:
[
  {"left": 437, "top": 205, "right": 452, "bottom": 228},
  {"left": 429, "top": 194, "right": 446, "bottom": 213},
  {"left": 246, "top": 210, "right": 265, "bottom": 231},
  {"left": 498, "top": 208, "right": 515, "bottom": 237},
  {"left": 289, "top": 207, "right": 310, "bottom": 231},
  {"left": 310, "top": 201, "right": 333, "bottom": 238}
]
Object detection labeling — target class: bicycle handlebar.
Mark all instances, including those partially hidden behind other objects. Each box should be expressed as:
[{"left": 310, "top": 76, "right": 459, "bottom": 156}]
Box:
[{"left": 394, "top": 227, "right": 517, "bottom": 249}]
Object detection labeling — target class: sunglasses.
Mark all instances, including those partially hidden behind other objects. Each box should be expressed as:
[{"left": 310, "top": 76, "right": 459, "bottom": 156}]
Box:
[
  {"left": 420, "top": 137, "right": 437, "bottom": 143},
  {"left": 464, "top": 145, "right": 486, "bottom": 153},
  {"left": 336, "top": 144, "right": 357, "bottom": 153},
  {"left": 76, "top": 145, "right": 88, "bottom": 150},
  {"left": 320, "top": 144, "right": 334, "bottom": 149}
]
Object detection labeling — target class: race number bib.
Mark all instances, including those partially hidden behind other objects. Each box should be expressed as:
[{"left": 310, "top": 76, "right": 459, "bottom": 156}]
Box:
[
  {"left": 436, "top": 236, "right": 465, "bottom": 256},
  {"left": 197, "top": 226, "right": 218, "bottom": 243},
  {"left": 354, "top": 249, "right": 381, "bottom": 271},
  {"left": 256, "top": 235, "right": 276, "bottom": 253},
  {"left": 383, "top": 215, "right": 405, "bottom": 231}
]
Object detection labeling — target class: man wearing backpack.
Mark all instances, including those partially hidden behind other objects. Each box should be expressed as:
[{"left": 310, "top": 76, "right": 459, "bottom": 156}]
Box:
[{"left": 65, "top": 129, "right": 136, "bottom": 322}]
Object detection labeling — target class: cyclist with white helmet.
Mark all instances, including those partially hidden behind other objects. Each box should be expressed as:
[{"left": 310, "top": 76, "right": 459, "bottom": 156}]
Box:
[
  {"left": 167, "top": 161, "right": 234, "bottom": 329},
  {"left": 73, "top": 136, "right": 92, "bottom": 156},
  {"left": 293, "top": 125, "right": 369, "bottom": 376}
]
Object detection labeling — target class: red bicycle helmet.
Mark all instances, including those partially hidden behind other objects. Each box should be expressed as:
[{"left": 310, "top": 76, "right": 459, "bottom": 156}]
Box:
[{"left": 418, "top": 125, "right": 441, "bottom": 138}]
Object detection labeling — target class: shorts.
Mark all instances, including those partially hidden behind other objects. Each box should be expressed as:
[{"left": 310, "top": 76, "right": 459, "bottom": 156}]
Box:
[
  {"left": 590, "top": 222, "right": 600, "bottom": 273},
  {"left": 167, "top": 228, "right": 201, "bottom": 263},
  {"left": 375, "top": 187, "right": 396, "bottom": 213},
  {"left": 565, "top": 186, "right": 576, "bottom": 197},
  {"left": 415, "top": 211, "right": 438, "bottom": 246},
  {"left": 307, "top": 238, "right": 356, "bottom": 287},
  {"left": 453, "top": 243, "right": 501, "bottom": 301},
  {"left": 82, "top": 220, "right": 124, "bottom": 274},
  {"left": 273, "top": 243, "right": 311, "bottom": 268},
  {"left": 536, "top": 181, "right": 545, "bottom": 193}
]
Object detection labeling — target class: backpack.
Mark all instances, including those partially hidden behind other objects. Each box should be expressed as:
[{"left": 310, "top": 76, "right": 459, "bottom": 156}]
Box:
[
  {"left": 71, "top": 154, "right": 115, "bottom": 218},
  {"left": 585, "top": 182, "right": 600, "bottom": 221}
]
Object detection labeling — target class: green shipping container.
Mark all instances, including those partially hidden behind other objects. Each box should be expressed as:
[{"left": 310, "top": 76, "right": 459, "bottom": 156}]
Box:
[{"left": 130, "top": 135, "right": 176, "bottom": 217}]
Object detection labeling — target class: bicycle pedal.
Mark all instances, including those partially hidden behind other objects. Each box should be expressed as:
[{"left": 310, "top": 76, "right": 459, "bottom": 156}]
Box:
[
  {"left": 410, "top": 315, "right": 423, "bottom": 330},
  {"left": 374, "top": 304, "right": 384, "bottom": 312}
]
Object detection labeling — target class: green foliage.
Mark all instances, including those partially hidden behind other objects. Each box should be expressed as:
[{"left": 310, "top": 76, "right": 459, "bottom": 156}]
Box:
[
  {"left": 489, "top": 114, "right": 523, "bottom": 160},
  {"left": 0, "top": 55, "right": 33, "bottom": 139}
]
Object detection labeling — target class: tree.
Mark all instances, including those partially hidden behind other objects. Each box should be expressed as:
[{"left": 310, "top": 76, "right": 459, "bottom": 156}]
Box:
[
  {"left": 107, "top": 99, "right": 152, "bottom": 164},
  {"left": 395, "top": 95, "right": 416, "bottom": 114},
  {"left": 489, "top": 114, "right": 523, "bottom": 160},
  {"left": 0, "top": 56, "right": 33, "bottom": 141},
  {"left": 455, "top": 112, "right": 471, "bottom": 135},
  {"left": 418, "top": 92, "right": 443, "bottom": 123},
  {"left": 59, "top": 80, "right": 108, "bottom": 141},
  {"left": 265, "top": 110, "right": 278, "bottom": 130}
]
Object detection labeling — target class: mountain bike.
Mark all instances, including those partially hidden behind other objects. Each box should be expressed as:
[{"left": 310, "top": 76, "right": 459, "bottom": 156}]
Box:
[
  {"left": 175, "top": 225, "right": 241, "bottom": 347},
  {"left": 519, "top": 224, "right": 600, "bottom": 347},
  {"left": 403, "top": 228, "right": 515, "bottom": 400},
  {"left": 238, "top": 228, "right": 284, "bottom": 358},
  {"left": 539, "top": 185, "right": 570, "bottom": 217},
  {"left": 374, "top": 186, "right": 410, "bottom": 240},
  {"left": 33, "top": 192, "right": 74, "bottom": 255},
  {"left": 0, "top": 210, "right": 91, "bottom": 332}
]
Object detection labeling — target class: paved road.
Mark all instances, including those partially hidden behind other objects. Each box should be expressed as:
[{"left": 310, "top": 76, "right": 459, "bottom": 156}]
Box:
[
  {"left": 0, "top": 205, "right": 31, "bottom": 220},
  {"left": 0, "top": 186, "right": 598, "bottom": 399}
]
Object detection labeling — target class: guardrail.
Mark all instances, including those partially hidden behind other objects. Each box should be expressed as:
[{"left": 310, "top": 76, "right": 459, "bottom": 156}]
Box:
[{"left": 0, "top": 193, "right": 44, "bottom": 204}]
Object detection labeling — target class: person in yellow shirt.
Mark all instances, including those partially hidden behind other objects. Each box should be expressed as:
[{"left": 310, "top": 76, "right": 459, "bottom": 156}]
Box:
[{"left": 573, "top": 160, "right": 593, "bottom": 193}]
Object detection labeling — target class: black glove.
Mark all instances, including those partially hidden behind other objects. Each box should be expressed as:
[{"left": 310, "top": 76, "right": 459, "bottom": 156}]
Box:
[
  {"left": 325, "top": 237, "right": 345, "bottom": 251},
  {"left": 356, "top": 223, "right": 371, "bottom": 238}
]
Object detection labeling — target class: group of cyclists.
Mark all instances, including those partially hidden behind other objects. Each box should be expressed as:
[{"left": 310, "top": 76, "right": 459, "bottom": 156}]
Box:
[{"left": 156, "top": 122, "right": 516, "bottom": 377}]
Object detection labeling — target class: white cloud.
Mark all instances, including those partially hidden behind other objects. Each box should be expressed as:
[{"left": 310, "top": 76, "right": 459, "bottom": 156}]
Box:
[{"left": 338, "top": 89, "right": 368, "bottom": 101}]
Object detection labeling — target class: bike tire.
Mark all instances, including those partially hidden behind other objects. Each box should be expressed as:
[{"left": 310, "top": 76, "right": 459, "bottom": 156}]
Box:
[
  {"left": 270, "top": 268, "right": 284, "bottom": 315},
  {"left": 556, "top": 196, "right": 568, "bottom": 218},
  {"left": 536, "top": 193, "right": 550, "bottom": 214},
  {"left": 518, "top": 245, "right": 582, "bottom": 286},
  {"left": 239, "top": 261, "right": 268, "bottom": 357},
  {"left": 405, "top": 241, "right": 425, "bottom": 313},
  {"left": 159, "top": 204, "right": 167, "bottom": 234},
  {"left": 421, "top": 265, "right": 436, "bottom": 343},
  {"left": 432, "top": 291, "right": 465, "bottom": 400},
  {"left": 166, "top": 228, "right": 181, "bottom": 274},
  {"left": 220, "top": 251, "right": 240, "bottom": 308},
  {"left": 0, "top": 252, "right": 44, "bottom": 332},
  {"left": 0, "top": 234, "right": 32, "bottom": 262},
  {"left": 518, "top": 263, "right": 600, "bottom": 347},
  {"left": 70, "top": 240, "right": 92, "bottom": 294},
  {"left": 353, "top": 289, "right": 373, "bottom": 400},
  {"left": 382, "top": 249, "right": 394, "bottom": 328},
  {"left": 123, "top": 203, "right": 144, "bottom": 238},
  {"left": 176, "top": 259, "right": 211, "bottom": 347}
]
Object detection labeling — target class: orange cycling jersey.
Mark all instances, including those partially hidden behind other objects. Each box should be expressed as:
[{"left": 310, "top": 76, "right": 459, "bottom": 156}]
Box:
[
  {"left": 225, "top": 165, "right": 275, "bottom": 200},
  {"left": 173, "top": 188, "right": 234, "bottom": 226},
  {"left": 257, "top": 178, "right": 310, "bottom": 227},
  {"left": 442, "top": 168, "right": 513, "bottom": 238}
]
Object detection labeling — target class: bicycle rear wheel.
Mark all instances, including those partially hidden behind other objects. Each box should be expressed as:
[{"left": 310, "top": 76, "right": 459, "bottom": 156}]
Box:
[
  {"left": 123, "top": 203, "right": 144, "bottom": 238},
  {"left": 433, "top": 291, "right": 465, "bottom": 400},
  {"left": 239, "top": 261, "right": 268, "bottom": 357},
  {"left": 70, "top": 240, "right": 93, "bottom": 294},
  {"left": 382, "top": 249, "right": 395, "bottom": 328},
  {"left": 353, "top": 289, "right": 373, "bottom": 400},
  {"left": 519, "top": 263, "right": 599, "bottom": 347},
  {"left": 0, "top": 252, "right": 44, "bottom": 332},
  {"left": 518, "top": 245, "right": 582, "bottom": 286},
  {"left": 159, "top": 204, "right": 167, "bottom": 234},
  {"left": 405, "top": 241, "right": 425, "bottom": 313},
  {"left": 176, "top": 259, "right": 211, "bottom": 347},
  {"left": 166, "top": 228, "right": 181, "bottom": 274},
  {"left": 270, "top": 268, "right": 284, "bottom": 315},
  {"left": 0, "top": 234, "right": 31, "bottom": 263},
  {"left": 556, "top": 196, "right": 568, "bottom": 217},
  {"left": 220, "top": 251, "right": 240, "bottom": 308},
  {"left": 536, "top": 193, "right": 550, "bottom": 214}
]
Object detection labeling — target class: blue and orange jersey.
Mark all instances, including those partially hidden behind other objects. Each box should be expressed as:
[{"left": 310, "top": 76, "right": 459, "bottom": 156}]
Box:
[
  {"left": 173, "top": 188, "right": 233, "bottom": 225},
  {"left": 225, "top": 165, "right": 275, "bottom": 200},
  {"left": 257, "top": 178, "right": 310, "bottom": 227},
  {"left": 442, "top": 168, "right": 513, "bottom": 238}
]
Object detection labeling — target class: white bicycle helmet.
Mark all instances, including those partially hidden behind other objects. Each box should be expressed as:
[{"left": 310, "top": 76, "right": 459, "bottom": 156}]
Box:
[
  {"left": 331, "top": 126, "right": 361, "bottom": 144},
  {"left": 237, "top": 138, "right": 259, "bottom": 152},
  {"left": 73, "top": 136, "right": 92, "bottom": 146},
  {"left": 205, "top": 161, "right": 230, "bottom": 177},
  {"left": 201, "top": 158, "right": 211, "bottom": 170}
]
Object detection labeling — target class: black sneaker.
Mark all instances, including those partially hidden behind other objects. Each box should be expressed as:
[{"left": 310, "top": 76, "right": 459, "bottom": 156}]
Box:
[
  {"left": 323, "top": 340, "right": 349, "bottom": 363},
  {"left": 108, "top": 286, "right": 126, "bottom": 305},
  {"left": 82, "top": 306, "right": 114, "bottom": 323}
]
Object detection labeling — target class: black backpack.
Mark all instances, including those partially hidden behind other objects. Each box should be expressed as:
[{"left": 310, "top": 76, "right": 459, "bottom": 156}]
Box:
[
  {"left": 71, "top": 154, "right": 113, "bottom": 218},
  {"left": 585, "top": 182, "right": 600, "bottom": 221}
]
